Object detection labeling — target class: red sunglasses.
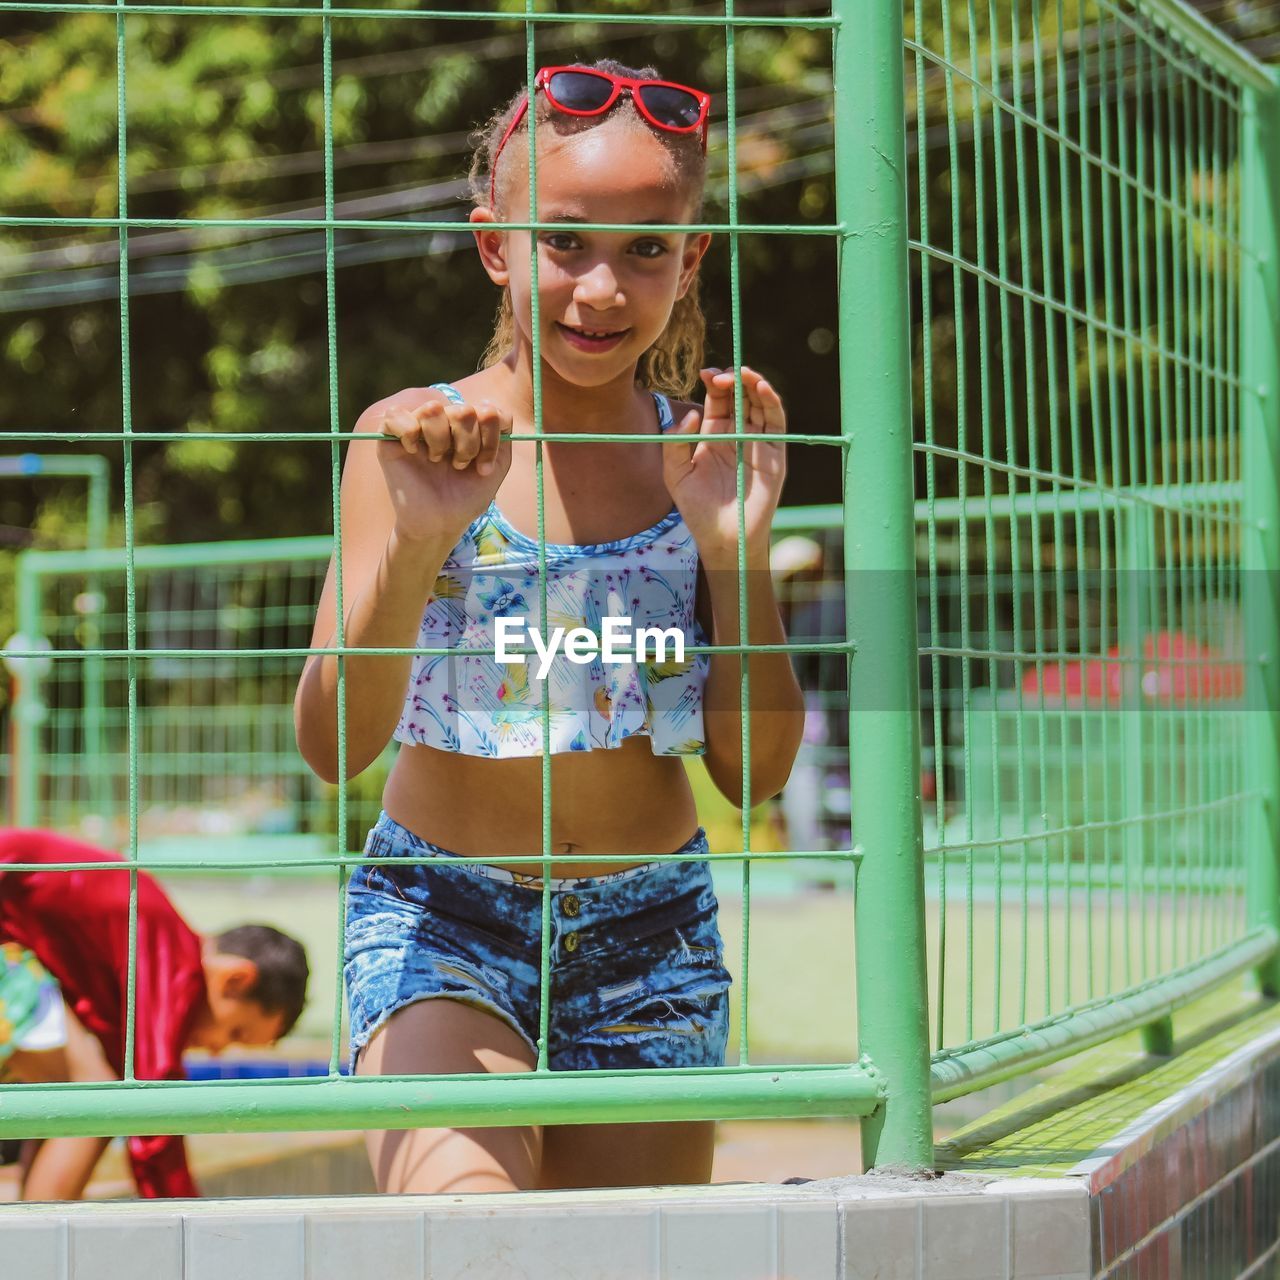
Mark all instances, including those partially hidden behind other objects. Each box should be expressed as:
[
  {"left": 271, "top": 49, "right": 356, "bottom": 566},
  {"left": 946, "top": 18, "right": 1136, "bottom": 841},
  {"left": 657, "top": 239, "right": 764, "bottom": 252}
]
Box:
[{"left": 489, "top": 66, "right": 711, "bottom": 209}]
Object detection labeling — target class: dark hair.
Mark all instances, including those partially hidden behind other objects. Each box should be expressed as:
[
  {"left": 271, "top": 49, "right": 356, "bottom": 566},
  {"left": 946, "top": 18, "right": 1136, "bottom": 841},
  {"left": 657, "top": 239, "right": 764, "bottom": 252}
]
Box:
[
  {"left": 466, "top": 57, "right": 709, "bottom": 398},
  {"left": 214, "top": 924, "right": 309, "bottom": 1036}
]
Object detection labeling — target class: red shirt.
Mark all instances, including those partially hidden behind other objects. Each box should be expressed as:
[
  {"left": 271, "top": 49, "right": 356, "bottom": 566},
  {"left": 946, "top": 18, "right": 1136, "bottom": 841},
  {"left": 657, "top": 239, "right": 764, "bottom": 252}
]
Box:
[{"left": 0, "top": 829, "right": 207, "bottom": 1198}]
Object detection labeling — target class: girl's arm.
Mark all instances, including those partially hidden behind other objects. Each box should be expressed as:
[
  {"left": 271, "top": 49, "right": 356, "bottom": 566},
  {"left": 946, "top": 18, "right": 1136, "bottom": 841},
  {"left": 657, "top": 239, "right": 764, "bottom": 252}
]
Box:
[
  {"left": 664, "top": 366, "right": 804, "bottom": 808},
  {"left": 293, "top": 389, "right": 511, "bottom": 782},
  {"left": 698, "top": 549, "right": 805, "bottom": 808},
  {"left": 20, "top": 1004, "right": 114, "bottom": 1202}
]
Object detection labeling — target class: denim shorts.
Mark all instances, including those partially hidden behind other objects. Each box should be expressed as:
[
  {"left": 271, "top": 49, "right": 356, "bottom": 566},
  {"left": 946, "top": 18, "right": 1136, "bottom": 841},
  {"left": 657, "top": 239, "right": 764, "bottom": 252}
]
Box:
[{"left": 344, "top": 812, "right": 733, "bottom": 1072}]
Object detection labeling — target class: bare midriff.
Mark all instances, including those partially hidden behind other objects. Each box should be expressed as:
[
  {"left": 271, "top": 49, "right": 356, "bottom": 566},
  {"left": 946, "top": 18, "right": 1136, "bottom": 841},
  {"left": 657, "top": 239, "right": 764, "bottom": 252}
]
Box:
[{"left": 382, "top": 737, "right": 702, "bottom": 878}]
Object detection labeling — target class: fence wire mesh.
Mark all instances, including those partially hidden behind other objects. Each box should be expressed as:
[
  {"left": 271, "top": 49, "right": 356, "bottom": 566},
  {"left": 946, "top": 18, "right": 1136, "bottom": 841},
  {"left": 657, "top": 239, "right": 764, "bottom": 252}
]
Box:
[{"left": 1, "top": 0, "right": 1277, "bottom": 1172}]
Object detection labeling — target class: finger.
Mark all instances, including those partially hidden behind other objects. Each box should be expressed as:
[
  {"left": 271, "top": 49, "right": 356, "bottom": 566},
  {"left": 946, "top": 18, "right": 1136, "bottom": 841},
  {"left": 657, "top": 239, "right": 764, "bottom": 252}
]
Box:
[
  {"left": 496, "top": 410, "right": 515, "bottom": 455},
  {"left": 699, "top": 366, "right": 731, "bottom": 415},
  {"left": 700, "top": 368, "right": 737, "bottom": 433},
  {"left": 661, "top": 408, "right": 701, "bottom": 476},
  {"left": 473, "top": 402, "right": 504, "bottom": 477},
  {"left": 740, "top": 366, "right": 768, "bottom": 409},
  {"left": 448, "top": 405, "right": 483, "bottom": 470},
  {"left": 738, "top": 371, "right": 764, "bottom": 428},
  {"left": 743, "top": 379, "right": 768, "bottom": 433},
  {"left": 381, "top": 405, "right": 423, "bottom": 454},
  {"left": 755, "top": 376, "right": 787, "bottom": 434},
  {"left": 737, "top": 367, "right": 781, "bottom": 432},
  {"left": 414, "top": 400, "right": 452, "bottom": 462}
]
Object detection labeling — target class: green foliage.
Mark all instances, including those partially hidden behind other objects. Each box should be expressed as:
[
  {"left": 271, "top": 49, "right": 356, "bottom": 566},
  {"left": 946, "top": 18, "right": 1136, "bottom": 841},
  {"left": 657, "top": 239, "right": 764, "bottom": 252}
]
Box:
[
  {"left": 0, "top": 2, "right": 842, "bottom": 552},
  {"left": 1, "top": 0, "right": 1267, "bottom": 554}
]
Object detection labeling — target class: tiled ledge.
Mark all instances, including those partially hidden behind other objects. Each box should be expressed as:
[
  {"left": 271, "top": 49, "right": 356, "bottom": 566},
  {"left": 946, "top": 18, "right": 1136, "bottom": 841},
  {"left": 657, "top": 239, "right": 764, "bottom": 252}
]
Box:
[
  {"left": 8, "top": 990, "right": 1280, "bottom": 1279},
  {"left": 0, "top": 1172, "right": 1089, "bottom": 1280}
]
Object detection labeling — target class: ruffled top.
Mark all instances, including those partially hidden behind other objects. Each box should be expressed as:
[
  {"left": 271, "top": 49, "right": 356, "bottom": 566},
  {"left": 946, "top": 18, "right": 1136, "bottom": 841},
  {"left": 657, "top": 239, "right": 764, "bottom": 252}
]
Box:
[{"left": 392, "top": 383, "right": 709, "bottom": 757}]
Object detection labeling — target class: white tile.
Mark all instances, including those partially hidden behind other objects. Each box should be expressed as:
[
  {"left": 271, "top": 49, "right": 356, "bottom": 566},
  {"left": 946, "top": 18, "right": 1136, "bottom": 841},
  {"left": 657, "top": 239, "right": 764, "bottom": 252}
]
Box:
[
  {"left": 660, "top": 1202, "right": 773, "bottom": 1279},
  {"left": 1008, "top": 1189, "right": 1090, "bottom": 1280},
  {"left": 69, "top": 1217, "right": 181, "bottom": 1280},
  {"left": 842, "top": 1198, "right": 919, "bottom": 1280},
  {"left": 1, "top": 1217, "right": 66, "bottom": 1280},
  {"left": 988, "top": 1180, "right": 1084, "bottom": 1197},
  {"left": 778, "top": 1200, "right": 840, "bottom": 1279},
  {"left": 185, "top": 1212, "right": 304, "bottom": 1280},
  {"left": 427, "top": 1205, "right": 657, "bottom": 1280},
  {"left": 920, "top": 1196, "right": 1008, "bottom": 1280},
  {"left": 305, "top": 1211, "right": 424, "bottom": 1280}
]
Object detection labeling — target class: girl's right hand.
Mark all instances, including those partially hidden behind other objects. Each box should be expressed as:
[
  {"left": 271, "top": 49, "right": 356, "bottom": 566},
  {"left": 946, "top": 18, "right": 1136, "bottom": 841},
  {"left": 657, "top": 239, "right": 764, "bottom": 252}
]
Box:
[{"left": 375, "top": 394, "right": 513, "bottom": 543}]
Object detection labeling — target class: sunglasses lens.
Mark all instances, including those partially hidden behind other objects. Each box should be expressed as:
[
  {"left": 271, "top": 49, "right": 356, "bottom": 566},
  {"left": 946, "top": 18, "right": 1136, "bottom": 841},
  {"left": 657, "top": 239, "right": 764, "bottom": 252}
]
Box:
[
  {"left": 637, "top": 84, "right": 702, "bottom": 129},
  {"left": 547, "top": 70, "right": 614, "bottom": 112}
]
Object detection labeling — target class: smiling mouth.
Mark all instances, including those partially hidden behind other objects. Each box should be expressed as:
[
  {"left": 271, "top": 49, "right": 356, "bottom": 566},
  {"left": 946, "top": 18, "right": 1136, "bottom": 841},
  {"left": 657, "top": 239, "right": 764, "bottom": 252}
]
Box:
[{"left": 555, "top": 325, "right": 629, "bottom": 350}]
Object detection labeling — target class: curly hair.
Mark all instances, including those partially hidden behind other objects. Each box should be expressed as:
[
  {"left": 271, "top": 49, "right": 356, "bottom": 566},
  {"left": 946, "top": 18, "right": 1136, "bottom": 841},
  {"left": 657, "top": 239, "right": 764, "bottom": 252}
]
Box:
[{"left": 466, "top": 58, "right": 709, "bottom": 399}]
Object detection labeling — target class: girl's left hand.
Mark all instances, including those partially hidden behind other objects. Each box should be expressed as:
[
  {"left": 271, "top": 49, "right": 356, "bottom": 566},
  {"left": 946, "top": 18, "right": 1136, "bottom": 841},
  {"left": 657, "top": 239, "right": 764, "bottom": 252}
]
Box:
[{"left": 661, "top": 365, "right": 787, "bottom": 567}]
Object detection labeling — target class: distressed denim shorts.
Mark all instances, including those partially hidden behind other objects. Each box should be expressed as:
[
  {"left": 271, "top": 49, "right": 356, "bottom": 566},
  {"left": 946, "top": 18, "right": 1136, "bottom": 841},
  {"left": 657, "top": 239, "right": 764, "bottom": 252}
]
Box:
[{"left": 344, "top": 812, "right": 733, "bottom": 1072}]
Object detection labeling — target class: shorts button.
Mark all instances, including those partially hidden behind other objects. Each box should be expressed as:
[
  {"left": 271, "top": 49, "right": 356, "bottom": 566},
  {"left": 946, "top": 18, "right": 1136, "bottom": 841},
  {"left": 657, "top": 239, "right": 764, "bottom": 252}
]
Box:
[
  {"left": 563, "top": 931, "right": 580, "bottom": 953},
  {"left": 562, "top": 893, "right": 581, "bottom": 918}
]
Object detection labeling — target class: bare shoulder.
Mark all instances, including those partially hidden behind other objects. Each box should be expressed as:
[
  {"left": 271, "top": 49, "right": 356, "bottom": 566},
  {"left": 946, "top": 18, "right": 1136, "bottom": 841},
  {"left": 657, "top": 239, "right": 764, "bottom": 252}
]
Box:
[
  {"left": 445, "top": 371, "right": 501, "bottom": 403},
  {"left": 353, "top": 386, "right": 449, "bottom": 434}
]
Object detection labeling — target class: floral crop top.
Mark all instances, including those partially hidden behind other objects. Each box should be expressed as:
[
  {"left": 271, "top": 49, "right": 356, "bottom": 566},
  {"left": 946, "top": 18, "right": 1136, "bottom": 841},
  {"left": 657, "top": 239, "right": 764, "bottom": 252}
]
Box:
[{"left": 392, "top": 383, "right": 709, "bottom": 757}]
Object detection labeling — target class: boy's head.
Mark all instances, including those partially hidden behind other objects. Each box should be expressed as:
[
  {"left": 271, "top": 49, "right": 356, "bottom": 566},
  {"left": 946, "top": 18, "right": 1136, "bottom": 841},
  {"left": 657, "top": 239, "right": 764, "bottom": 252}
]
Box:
[{"left": 189, "top": 924, "right": 309, "bottom": 1055}]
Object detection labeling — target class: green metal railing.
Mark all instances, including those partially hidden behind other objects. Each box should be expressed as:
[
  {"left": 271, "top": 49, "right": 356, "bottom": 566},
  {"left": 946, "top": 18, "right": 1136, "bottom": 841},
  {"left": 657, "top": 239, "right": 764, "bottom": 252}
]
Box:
[
  {"left": 2, "top": 0, "right": 1279, "bottom": 1173},
  {"left": 903, "top": 0, "right": 1280, "bottom": 1128},
  {"left": 1, "top": 456, "right": 110, "bottom": 821}
]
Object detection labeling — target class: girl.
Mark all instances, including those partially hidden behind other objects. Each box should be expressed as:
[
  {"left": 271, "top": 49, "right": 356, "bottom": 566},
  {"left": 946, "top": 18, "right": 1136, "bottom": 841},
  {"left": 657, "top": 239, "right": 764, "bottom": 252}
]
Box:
[{"left": 294, "top": 58, "right": 805, "bottom": 1195}]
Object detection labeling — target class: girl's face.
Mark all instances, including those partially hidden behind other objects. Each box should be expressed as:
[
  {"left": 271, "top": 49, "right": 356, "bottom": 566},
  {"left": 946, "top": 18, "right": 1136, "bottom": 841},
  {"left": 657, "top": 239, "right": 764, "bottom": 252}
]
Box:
[{"left": 472, "top": 119, "right": 711, "bottom": 387}]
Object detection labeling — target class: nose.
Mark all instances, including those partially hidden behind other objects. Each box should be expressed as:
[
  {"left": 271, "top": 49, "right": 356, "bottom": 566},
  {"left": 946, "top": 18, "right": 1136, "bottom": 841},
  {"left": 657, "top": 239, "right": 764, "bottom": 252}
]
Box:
[{"left": 573, "top": 259, "right": 624, "bottom": 310}]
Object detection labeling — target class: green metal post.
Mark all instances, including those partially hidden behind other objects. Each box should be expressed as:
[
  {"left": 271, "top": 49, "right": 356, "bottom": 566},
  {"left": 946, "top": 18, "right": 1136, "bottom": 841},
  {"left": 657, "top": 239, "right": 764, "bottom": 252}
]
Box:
[
  {"left": 1118, "top": 503, "right": 1170, "bottom": 1057},
  {"left": 1240, "top": 71, "right": 1280, "bottom": 996},
  {"left": 1, "top": 455, "right": 110, "bottom": 820},
  {"left": 7, "top": 455, "right": 110, "bottom": 551},
  {"left": 79, "top": 458, "right": 109, "bottom": 818},
  {"left": 1117, "top": 505, "right": 1153, "bottom": 885},
  {"left": 12, "top": 553, "right": 46, "bottom": 827},
  {"left": 47, "top": 457, "right": 110, "bottom": 817},
  {"left": 833, "top": 0, "right": 934, "bottom": 1169}
]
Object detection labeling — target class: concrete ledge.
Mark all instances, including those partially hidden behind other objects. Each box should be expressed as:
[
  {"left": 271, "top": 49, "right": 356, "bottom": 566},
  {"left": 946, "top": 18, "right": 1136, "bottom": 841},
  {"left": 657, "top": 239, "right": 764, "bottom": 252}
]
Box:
[
  {"left": 8, "top": 999, "right": 1280, "bottom": 1278},
  {"left": 0, "top": 1174, "right": 1089, "bottom": 1280}
]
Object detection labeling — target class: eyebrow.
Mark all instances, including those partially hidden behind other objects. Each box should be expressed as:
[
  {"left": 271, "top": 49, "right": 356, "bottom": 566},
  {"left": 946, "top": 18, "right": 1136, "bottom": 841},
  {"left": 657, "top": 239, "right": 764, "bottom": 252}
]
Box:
[{"left": 544, "top": 214, "right": 677, "bottom": 228}]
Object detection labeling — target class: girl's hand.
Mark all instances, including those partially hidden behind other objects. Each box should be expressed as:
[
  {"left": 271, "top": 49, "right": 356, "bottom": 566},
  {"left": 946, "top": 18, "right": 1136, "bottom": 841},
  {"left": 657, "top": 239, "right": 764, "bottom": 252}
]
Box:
[
  {"left": 661, "top": 365, "right": 787, "bottom": 568},
  {"left": 375, "top": 395, "right": 513, "bottom": 543}
]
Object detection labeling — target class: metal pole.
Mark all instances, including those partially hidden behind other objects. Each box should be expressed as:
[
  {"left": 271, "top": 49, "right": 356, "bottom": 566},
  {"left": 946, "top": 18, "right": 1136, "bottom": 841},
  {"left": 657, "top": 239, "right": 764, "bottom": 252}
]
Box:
[
  {"left": 1118, "top": 506, "right": 1173, "bottom": 1051},
  {"left": 1, "top": 455, "right": 111, "bottom": 820},
  {"left": 13, "top": 553, "right": 46, "bottom": 827},
  {"left": 80, "top": 458, "right": 110, "bottom": 818},
  {"left": 832, "top": 0, "right": 934, "bottom": 1169},
  {"left": 1240, "top": 71, "right": 1280, "bottom": 996}
]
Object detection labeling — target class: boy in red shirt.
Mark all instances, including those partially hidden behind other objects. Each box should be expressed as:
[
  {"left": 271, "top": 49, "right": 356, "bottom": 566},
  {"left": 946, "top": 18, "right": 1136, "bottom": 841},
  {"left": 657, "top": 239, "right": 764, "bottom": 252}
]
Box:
[{"left": 0, "top": 827, "right": 310, "bottom": 1200}]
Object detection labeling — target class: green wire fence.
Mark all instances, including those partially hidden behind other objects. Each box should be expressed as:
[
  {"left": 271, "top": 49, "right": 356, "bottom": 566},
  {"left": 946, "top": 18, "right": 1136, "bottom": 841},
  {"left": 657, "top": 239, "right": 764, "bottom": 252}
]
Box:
[
  {"left": 2, "top": 0, "right": 1279, "bottom": 1173},
  {"left": 903, "top": 2, "right": 1280, "bottom": 1144}
]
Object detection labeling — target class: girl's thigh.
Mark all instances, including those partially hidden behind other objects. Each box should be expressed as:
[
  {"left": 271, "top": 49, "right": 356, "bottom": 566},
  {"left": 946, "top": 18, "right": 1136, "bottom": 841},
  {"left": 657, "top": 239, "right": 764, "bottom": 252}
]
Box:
[
  {"left": 357, "top": 997, "right": 541, "bottom": 1194},
  {"left": 539, "top": 1120, "right": 715, "bottom": 1190}
]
